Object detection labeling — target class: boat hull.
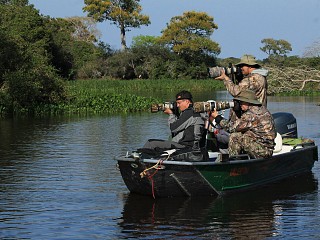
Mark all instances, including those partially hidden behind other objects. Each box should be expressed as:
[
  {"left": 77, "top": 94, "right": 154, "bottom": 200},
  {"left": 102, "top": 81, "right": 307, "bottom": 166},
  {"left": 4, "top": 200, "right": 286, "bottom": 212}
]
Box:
[{"left": 116, "top": 145, "right": 318, "bottom": 197}]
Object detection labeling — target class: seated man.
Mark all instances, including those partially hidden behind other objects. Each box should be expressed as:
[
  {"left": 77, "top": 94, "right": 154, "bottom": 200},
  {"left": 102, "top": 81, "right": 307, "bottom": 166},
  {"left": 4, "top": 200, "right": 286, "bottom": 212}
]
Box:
[
  {"left": 211, "top": 89, "right": 276, "bottom": 159},
  {"left": 142, "top": 90, "right": 206, "bottom": 159},
  {"left": 206, "top": 117, "right": 230, "bottom": 151}
]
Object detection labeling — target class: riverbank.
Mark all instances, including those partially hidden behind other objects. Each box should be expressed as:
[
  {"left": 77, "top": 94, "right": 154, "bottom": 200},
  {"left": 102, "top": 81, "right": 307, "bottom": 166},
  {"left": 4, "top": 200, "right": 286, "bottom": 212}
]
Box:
[
  {"left": 43, "top": 78, "right": 320, "bottom": 114},
  {"left": 32, "top": 79, "right": 225, "bottom": 116},
  {"left": 1, "top": 78, "right": 319, "bottom": 117}
]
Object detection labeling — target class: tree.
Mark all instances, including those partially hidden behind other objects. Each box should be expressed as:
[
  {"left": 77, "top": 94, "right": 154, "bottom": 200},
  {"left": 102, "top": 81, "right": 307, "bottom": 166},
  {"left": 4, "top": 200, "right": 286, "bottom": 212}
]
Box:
[
  {"left": 45, "top": 17, "right": 107, "bottom": 79},
  {"left": 158, "top": 11, "right": 220, "bottom": 60},
  {"left": 260, "top": 38, "right": 292, "bottom": 58},
  {"left": 303, "top": 38, "right": 320, "bottom": 58},
  {"left": 65, "top": 17, "right": 101, "bottom": 43},
  {"left": 267, "top": 66, "right": 320, "bottom": 94},
  {"left": 131, "top": 35, "right": 160, "bottom": 48},
  {"left": 83, "top": 0, "right": 150, "bottom": 50},
  {"left": 0, "top": 4, "right": 66, "bottom": 112},
  {"left": 0, "top": 0, "right": 28, "bottom": 5}
]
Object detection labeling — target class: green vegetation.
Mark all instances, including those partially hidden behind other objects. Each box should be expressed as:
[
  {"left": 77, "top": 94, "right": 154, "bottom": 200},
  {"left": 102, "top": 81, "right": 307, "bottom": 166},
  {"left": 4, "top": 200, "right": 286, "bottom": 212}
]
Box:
[
  {"left": 0, "top": 78, "right": 224, "bottom": 116},
  {"left": 260, "top": 38, "right": 292, "bottom": 60},
  {"left": 0, "top": 3, "right": 67, "bottom": 115},
  {"left": 62, "top": 79, "right": 224, "bottom": 115},
  {"left": 0, "top": 1, "right": 319, "bottom": 117},
  {"left": 158, "top": 11, "right": 220, "bottom": 57}
]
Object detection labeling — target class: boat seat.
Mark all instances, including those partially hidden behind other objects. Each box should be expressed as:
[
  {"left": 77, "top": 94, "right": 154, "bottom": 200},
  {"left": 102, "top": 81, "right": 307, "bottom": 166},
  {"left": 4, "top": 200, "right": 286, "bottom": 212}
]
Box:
[
  {"left": 273, "top": 132, "right": 282, "bottom": 153},
  {"left": 273, "top": 132, "right": 283, "bottom": 153},
  {"left": 273, "top": 132, "right": 298, "bottom": 155},
  {"left": 273, "top": 133, "right": 295, "bottom": 155},
  {"left": 208, "top": 151, "right": 219, "bottom": 159}
]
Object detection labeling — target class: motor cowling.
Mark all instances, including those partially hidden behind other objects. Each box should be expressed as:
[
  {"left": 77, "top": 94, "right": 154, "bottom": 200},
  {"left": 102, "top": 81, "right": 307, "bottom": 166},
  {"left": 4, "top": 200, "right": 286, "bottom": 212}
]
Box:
[{"left": 272, "top": 112, "right": 298, "bottom": 138}]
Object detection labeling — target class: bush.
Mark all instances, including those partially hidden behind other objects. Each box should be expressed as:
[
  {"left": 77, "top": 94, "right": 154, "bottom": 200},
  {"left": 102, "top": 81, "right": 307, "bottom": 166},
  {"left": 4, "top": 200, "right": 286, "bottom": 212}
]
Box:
[
  {"left": 0, "top": 4, "right": 67, "bottom": 115},
  {"left": 104, "top": 45, "right": 216, "bottom": 80},
  {"left": 76, "top": 58, "right": 108, "bottom": 79}
]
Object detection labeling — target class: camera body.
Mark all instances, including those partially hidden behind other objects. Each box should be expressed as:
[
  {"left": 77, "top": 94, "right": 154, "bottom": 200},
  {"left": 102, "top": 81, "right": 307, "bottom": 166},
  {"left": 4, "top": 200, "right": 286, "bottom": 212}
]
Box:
[{"left": 151, "top": 100, "right": 234, "bottom": 113}]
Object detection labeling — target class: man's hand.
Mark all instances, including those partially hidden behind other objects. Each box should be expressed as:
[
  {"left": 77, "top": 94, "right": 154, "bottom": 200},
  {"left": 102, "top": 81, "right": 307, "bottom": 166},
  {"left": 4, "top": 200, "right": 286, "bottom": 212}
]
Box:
[
  {"left": 210, "top": 109, "right": 219, "bottom": 119},
  {"left": 163, "top": 108, "right": 173, "bottom": 115},
  {"left": 215, "top": 69, "right": 230, "bottom": 81}
]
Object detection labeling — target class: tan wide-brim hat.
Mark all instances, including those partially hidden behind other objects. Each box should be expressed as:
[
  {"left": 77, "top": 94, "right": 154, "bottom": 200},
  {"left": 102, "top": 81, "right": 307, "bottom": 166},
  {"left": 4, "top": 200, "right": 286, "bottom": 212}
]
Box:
[
  {"left": 235, "top": 54, "right": 261, "bottom": 67},
  {"left": 234, "top": 89, "right": 262, "bottom": 105}
]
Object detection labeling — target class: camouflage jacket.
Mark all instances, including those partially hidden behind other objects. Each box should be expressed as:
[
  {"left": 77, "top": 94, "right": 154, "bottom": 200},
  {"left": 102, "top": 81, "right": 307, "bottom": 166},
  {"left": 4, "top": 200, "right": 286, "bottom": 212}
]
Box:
[
  {"left": 223, "top": 71, "right": 268, "bottom": 106},
  {"left": 220, "top": 105, "right": 276, "bottom": 148}
]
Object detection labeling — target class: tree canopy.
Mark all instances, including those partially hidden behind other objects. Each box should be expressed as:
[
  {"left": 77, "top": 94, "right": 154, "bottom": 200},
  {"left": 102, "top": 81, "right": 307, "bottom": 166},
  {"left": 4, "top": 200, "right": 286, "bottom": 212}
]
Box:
[
  {"left": 131, "top": 35, "right": 159, "bottom": 48},
  {"left": 83, "top": 0, "right": 150, "bottom": 50},
  {"left": 0, "top": 3, "right": 66, "bottom": 111},
  {"left": 303, "top": 38, "right": 320, "bottom": 58},
  {"left": 260, "top": 38, "right": 292, "bottom": 58},
  {"left": 0, "top": 3, "right": 107, "bottom": 114},
  {"left": 65, "top": 16, "right": 101, "bottom": 43},
  {"left": 159, "top": 11, "right": 220, "bottom": 57},
  {"left": 0, "top": 0, "right": 28, "bottom": 5}
]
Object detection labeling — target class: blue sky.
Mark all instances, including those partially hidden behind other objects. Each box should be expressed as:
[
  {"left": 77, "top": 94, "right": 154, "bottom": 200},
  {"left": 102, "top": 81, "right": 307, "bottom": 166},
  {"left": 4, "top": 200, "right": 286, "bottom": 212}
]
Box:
[{"left": 29, "top": 0, "right": 320, "bottom": 60}]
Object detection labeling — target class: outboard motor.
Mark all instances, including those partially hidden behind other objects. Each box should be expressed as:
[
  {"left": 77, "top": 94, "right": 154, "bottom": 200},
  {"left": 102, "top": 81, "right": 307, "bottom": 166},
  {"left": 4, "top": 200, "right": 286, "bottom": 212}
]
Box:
[{"left": 272, "top": 112, "right": 298, "bottom": 138}]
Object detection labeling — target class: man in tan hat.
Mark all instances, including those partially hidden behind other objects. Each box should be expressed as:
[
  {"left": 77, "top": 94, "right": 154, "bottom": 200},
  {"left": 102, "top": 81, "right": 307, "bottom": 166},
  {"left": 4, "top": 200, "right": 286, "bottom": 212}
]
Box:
[
  {"left": 211, "top": 89, "right": 276, "bottom": 159},
  {"left": 215, "top": 54, "right": 268, "bottom": 107}
]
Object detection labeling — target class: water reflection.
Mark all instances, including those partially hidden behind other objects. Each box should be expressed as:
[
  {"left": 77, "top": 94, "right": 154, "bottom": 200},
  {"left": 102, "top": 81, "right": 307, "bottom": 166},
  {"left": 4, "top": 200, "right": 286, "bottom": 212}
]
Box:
[
  {"left": 0, "top": 92, "right": 319, "bottom": 239},
  {"left": 119, "top": 173, "right": 318, "bottom": 239}
]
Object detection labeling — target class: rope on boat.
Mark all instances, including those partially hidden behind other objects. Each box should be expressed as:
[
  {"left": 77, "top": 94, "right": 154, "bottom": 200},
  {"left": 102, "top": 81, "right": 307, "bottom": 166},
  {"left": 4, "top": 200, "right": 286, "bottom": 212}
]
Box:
[
  {"left": 140, "top": 151, "right": 174, "bottom": 199},
  {"left": 139, "top": 158, "right": 164, "bottom": 178}
]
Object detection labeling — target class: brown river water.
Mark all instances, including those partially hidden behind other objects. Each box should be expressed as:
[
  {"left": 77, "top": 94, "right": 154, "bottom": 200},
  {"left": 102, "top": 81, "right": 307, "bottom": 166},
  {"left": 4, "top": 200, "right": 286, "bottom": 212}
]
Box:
[{"left": 0, "top": 92, "right": 320, "bottom": 239}]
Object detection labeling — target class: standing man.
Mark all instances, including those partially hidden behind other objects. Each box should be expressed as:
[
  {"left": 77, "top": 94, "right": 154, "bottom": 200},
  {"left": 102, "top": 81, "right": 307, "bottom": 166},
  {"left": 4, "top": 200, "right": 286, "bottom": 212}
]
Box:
[
  {"left": 211, "top": 89, "right": 276, "bottom": 159},
  {"left": 215, "top": 54, "right": 268, "bottom": 107}
]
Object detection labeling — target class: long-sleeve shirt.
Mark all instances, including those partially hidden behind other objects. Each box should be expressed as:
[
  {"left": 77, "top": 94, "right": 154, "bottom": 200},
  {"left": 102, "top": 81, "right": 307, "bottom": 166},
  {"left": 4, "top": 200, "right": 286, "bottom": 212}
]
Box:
[
  {"left": 224, "top": 70, "right": 268, "bottom": 106},
  {"left": 168, "top": 106, "right": 204, "bottom": 149},
  {"left": 219, "top": 105, "right": 276, "bottom": 149}
]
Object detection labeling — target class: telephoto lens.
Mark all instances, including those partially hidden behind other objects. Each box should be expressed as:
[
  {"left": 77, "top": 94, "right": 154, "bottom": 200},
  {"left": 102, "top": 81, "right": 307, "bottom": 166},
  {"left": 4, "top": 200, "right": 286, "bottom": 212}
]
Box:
[
  {"left": 208, "top": 66, "right": 239, "bottom": 78},
  {"left": 193, "top": 101, "right": 234, "bottom": 112},
  {"left": 150, "top": 102, "right": 174, "bottom": 113},
  {"left": 207, "top": 66, "right": 224, "bottom": 78},
  {"left": 151, "top": 101, "right": 234, "bottom": 113}
]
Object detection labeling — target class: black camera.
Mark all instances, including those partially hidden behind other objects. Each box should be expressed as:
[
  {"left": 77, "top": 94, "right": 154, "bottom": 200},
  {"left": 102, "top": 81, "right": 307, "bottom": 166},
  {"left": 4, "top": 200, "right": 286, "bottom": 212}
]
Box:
[{"left": 151, "top": 100, "right": 234, "bottom": 113}]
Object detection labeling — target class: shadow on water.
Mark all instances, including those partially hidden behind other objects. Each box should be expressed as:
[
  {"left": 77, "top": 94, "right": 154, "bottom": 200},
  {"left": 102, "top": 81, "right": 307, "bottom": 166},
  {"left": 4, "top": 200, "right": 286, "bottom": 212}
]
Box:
[{"left": 118, "top": 172, "right": 318, "bottom": 239}]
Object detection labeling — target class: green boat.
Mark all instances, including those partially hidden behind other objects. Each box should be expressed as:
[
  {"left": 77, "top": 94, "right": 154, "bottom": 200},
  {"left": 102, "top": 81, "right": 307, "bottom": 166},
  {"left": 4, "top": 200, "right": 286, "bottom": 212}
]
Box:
[{"left": 115, "top": 112, "right": 318, "bottom": 198}]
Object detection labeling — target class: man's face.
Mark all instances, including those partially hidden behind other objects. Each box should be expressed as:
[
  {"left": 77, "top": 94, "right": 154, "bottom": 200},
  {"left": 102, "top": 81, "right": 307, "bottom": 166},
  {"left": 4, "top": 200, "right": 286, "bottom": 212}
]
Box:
[
  {"left": 240, "top": 101, "right": 250, "bottom": 111},
  {"left": 176, "top": 98, "right": 191, "bottom": 111},
  {"left": 240, "top": 65, "right": 254, "bottom": 75}
]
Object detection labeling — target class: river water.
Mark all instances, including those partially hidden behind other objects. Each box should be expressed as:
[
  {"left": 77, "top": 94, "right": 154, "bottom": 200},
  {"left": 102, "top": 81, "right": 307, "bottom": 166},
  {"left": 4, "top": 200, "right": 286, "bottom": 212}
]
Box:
[{"left": 0, "top": 92, "right": 320, "bottom": 239}]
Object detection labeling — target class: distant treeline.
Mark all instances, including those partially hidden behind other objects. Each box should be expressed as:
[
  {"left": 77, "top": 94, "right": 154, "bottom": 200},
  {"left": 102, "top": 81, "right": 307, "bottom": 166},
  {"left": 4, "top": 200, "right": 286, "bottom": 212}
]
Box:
[{"left": 0, "top": 2, "right": 319, "bottom": 117}]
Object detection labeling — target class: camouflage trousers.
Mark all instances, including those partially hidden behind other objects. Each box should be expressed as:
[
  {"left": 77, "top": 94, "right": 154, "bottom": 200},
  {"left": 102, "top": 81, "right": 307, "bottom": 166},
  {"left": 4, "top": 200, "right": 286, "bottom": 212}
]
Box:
[{"left": 229, "top": 132, "right": 273, "bottom": 159}]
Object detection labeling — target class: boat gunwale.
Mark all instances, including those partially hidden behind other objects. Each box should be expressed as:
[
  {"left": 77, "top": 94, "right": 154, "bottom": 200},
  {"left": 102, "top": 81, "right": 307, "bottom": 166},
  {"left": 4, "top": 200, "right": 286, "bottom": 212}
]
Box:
[{"left": 115, "top": 144, "right": 318, "bottom": 166}]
